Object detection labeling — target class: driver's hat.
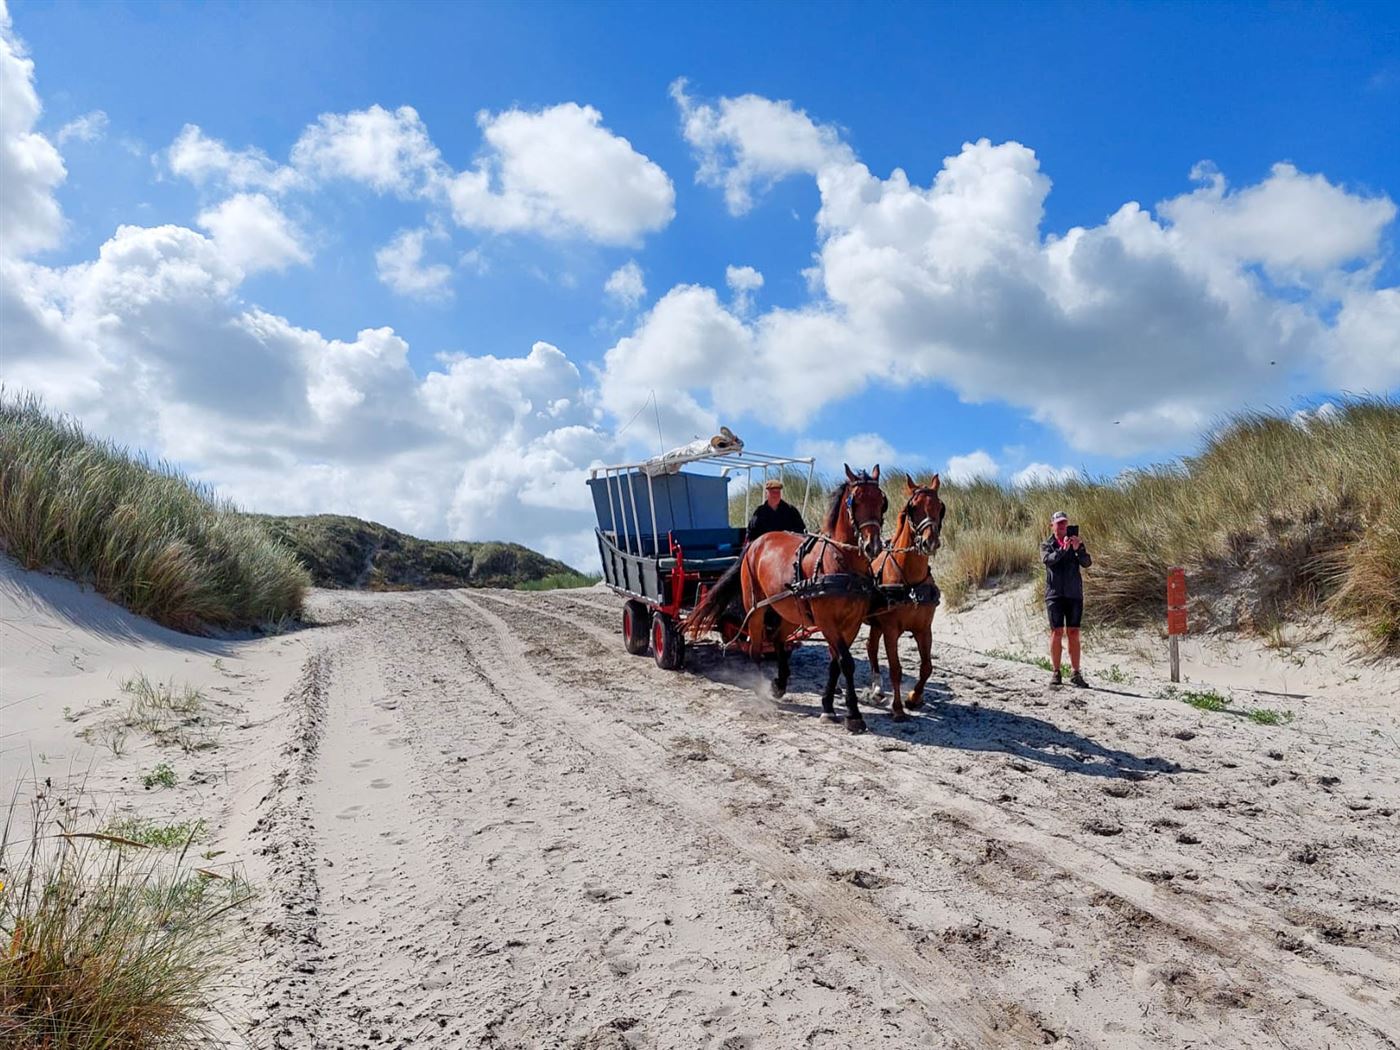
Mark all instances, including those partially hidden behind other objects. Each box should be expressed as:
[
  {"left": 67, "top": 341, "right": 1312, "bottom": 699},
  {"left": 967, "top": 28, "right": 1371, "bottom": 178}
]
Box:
[
  {"left": 1050, "top": 510, "right": 1069, "bottom": 523},
  {"left": 763, "top": 478, "right": 784, "bottom": 490}
]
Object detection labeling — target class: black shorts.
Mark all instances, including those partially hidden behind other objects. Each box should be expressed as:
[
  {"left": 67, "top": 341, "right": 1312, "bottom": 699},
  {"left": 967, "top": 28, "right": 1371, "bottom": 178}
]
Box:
[{"left": 1046, "top": 597, "right": 1083, "bottom": 629}]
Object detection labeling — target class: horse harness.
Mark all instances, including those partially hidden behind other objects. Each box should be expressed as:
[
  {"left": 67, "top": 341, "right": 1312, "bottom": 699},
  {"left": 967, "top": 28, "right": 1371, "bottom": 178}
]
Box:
[
  {"left": 788, "top": 476, "right": 885, "bottom": 602},
  {"left": 870, "top": 486, "right": 945, "bottom": 611}
]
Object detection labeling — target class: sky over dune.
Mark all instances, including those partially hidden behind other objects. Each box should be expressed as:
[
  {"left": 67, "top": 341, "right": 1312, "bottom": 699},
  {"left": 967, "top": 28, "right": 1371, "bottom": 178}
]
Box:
[{"left": 2, "top": 0, "right": 1397, "bottom": 568}]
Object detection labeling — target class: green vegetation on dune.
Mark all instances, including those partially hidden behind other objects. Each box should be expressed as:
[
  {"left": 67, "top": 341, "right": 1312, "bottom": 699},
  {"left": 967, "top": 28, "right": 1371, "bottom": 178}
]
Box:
[
  {"left": 0, "top": 393, "right": 307, "bottom": 633},
  {"left": 1, "top": 792, "right": 249, "bottom": 1049},
  {"left": 249, "top": 512, "right": 584, "bottom": 590},
  {"left": 731, "top": 398, "right": 1400, "bottom": 655}
]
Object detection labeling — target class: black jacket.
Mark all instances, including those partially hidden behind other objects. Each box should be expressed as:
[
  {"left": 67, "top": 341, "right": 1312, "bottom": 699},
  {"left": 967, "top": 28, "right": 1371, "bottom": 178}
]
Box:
[
  {"left": 1041, "top": 535, "right": 1092, "bottom": 600},
  {"left": 746, "top": 499, "right": 807, "bottom": 542}
]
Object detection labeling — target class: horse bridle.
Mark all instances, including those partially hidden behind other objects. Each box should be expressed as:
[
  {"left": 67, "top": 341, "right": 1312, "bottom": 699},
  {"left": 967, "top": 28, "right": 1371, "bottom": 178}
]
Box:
[
  {"left": 902, "top": 487, "right": 946, "bottom": 554},
  {"left": 845, "top": 479, "right": 888, "bottom": 535}
]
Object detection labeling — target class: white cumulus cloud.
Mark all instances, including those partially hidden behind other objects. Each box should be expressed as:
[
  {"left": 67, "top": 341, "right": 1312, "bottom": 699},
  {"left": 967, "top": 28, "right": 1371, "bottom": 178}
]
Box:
[
  {"left": 945, "top": 450, "right": 1000, "bottom": 483},
  {"left": 599, "top": 86, "right": 1399, "bottom": 456},
  {"left": 290, "top": 104, "right": 443, "bottom": 198},
  {"left": 0, "top": 8, "right": 613, "bottom": 571},
  {"left": 672, "top": 79, "right": 852, "bottom": 215},
  {"left": 375, "top": 227, "right": 453, "bottom": 301},
  {"left": 725, "top": 264, "right": 763, "bottom": 313},
  {"left": 448, "top": 102, "right": 674, "bottom": 244},
  {"left": 56, "top": 109, "right": 107, "bottom": 145},
  {"left": 0, "top": 4, "right": 65, "bottom": 255},
  {"left": 196, "top": 193, "right": 310, "bottom": 274},
  {"left": 168, "top": 124, "right": 302, "bottom": 194},
  {"left": 604, "top": 260, "right": 646, "bottom": 310},
  {"left": 796, "top": 432, "right": 902, "bottom": 476}
]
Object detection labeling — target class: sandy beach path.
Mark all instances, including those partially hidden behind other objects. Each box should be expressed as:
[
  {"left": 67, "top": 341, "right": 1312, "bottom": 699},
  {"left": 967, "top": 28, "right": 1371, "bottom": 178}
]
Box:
[{"left": 231, "top": 586, "right": 1399, "bottom": 1049}]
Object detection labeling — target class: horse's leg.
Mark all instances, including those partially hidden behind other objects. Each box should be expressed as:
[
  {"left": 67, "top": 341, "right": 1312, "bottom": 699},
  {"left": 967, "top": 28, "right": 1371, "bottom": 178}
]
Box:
[
  {"left": 839, "top": 640, "right": 866, "bottom": 734},
  {"left": 886, "top": 624, "right": 907, "bottom": 722},
  {"left": 820, "top": 644, "right": 842, "bottom": 722},
  {"left": 865, "top": 621, "right": 884, "bottom": 699},
  {"left": 907, "top": 618, "right": 933, "bottom": 709},
  {"left": 770, "top": 615, "right": 790, "bottom": 700}
]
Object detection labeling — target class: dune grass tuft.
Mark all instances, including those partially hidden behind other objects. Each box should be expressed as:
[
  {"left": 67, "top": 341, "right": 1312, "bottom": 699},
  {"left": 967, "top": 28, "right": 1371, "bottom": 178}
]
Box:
[
  {"left": 0, "top": 392, "right": 307, "bottom": 633},
  {"left": 0, "top": 790, "right": 251, "bottom": 1049},
  {"left": 726, "top": 398, "right": 1398, "bottom": 654}
]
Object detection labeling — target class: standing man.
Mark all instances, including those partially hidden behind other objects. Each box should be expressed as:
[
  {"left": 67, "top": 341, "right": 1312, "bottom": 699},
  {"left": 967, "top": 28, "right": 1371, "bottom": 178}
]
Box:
[
  {"left": 1042, "top": 510, "right": 1092, "bottom": 688},
  {"left": 746, "top": 478, "right": 807, "bottom": 542}
]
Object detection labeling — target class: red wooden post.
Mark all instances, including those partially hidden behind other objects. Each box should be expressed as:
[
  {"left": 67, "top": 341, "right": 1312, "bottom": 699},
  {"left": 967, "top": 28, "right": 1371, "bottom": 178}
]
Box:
[{"left": 1166, "top": 567, "right": 1187, "bottom": 682}]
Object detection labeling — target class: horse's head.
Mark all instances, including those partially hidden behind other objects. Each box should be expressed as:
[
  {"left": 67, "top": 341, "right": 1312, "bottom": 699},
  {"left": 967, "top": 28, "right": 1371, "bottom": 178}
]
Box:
[
  {"left": 903, "top": 473, "right": 946, "bottom": 555},
  {"left": 842, "top": 463, "right": 887, "bottom": 561}
]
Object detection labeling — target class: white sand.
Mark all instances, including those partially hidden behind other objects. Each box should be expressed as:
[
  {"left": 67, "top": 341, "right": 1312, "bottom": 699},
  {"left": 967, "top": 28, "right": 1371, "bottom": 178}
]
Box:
[{"left": 4, "top": 558, "right": 1398, "bottom": 1048}]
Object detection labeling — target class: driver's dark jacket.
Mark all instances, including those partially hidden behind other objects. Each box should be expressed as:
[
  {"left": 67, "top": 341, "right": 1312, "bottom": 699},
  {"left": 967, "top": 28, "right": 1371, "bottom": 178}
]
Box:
[{"left": 746, "top": 500, "right": 807, "bottom": 542}]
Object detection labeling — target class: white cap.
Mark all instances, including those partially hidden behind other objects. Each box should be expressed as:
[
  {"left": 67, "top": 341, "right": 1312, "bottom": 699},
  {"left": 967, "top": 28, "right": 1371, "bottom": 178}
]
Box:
[{"left": 1050, "top": 510, "right": 1068, "bottom": 523}]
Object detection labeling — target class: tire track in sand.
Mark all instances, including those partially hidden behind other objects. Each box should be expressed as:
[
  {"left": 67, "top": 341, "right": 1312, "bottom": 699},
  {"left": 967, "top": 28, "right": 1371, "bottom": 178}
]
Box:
[
  {"left": 456, "top": 591, "right": 1056, "bottom": 1050},
  {"left": 494, "top": 588, "right": 1400, "bottom": 1048}
]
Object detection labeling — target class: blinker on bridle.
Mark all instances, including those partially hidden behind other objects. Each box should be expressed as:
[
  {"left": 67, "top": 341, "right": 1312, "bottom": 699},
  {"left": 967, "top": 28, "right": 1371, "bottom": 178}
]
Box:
[
  {"left": 845, "top": 478, "right": 887, "bottom": 534},
  {"left": 903, "top": 486, "right": 945, "bottom": 552}
]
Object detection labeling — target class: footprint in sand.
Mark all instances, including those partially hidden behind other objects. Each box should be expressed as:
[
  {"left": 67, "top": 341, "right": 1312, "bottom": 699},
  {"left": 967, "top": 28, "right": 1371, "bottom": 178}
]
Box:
[
  {"left": 370, "top": 778, "right": 391, "bottom": 789},
  {"left": 350, "top": 758, "right": 373, "bottom": 769},
  {"left": 337, "top": 805, "right": 364, "bottom": 820}
]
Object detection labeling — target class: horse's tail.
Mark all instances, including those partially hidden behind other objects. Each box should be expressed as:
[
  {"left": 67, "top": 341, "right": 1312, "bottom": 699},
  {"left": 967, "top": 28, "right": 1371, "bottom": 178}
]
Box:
[{"left": 686, "top": 556, "right": 744, "bottom": 639}]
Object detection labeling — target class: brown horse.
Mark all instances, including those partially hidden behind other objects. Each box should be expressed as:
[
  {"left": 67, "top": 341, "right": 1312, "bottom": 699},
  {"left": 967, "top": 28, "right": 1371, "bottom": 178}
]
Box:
[
  {"left": 687, "top": 465, "right": 887, "bottom": 734},
  {"left": 866, "top": 474, "right": 946, "bottom": 720}
]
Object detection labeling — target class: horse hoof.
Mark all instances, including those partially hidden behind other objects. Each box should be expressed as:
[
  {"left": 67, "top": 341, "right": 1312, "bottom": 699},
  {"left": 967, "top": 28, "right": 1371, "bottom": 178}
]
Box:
[
  {"left": 905, "top": 696, "right": 925, "bottom": 710},
  {"left": 846, "top": 718, "right": 868, "bottom": 735},
  {"left": 770, "top": 682, "right": 787, "bottom": 699},
  {"left": 819, "top": 712, "right": 843, "bottom": 724},
  {"left": 891, "top": 711, "right": 909, "bottom": 723}
]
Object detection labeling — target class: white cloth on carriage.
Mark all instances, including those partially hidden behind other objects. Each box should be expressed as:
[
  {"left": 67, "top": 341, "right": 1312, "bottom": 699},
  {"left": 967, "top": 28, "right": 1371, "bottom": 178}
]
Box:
[{"left": 640, "top": 427, "right": 744, "bottom": 476}]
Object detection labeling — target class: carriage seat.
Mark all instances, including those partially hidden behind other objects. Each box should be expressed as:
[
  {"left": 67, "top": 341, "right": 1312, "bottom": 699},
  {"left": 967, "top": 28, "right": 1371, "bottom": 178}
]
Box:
[{"left": 656, "top": 527, "right": 746, "bottom": 572}]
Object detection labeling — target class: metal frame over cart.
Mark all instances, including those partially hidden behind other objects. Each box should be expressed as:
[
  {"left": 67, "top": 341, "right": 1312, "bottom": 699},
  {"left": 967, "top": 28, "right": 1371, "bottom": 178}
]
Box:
[{"left": 589, "top": 447, "right": 816, "bottom": 670}]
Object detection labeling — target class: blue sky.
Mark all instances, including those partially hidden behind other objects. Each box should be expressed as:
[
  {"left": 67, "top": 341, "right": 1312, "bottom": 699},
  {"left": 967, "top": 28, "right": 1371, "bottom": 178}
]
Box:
[{"left": 3, "top": 0, "right": 1398, "bottom": 566}]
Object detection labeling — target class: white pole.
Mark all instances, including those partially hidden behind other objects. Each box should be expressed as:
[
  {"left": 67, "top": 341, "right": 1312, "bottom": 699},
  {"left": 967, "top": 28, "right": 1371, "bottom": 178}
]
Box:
[
  {"left": 1170, "top": 636, "right": 1181, "bottom": 683},
  {"left": 647, "top": 471, "right": 658, "bottom": 551},
  {"left": 626, "top": 472, "right": 644, "bottom": 557}
]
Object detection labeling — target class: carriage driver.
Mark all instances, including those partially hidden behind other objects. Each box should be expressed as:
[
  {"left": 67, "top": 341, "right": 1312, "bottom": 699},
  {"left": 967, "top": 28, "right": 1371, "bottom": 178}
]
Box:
[{"left": 746, "top": 478, "right": 807, "bottom": 543}]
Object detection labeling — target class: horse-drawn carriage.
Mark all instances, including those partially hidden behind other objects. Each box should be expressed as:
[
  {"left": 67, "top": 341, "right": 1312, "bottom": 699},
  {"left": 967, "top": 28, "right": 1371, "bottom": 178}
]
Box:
[
  {"left": 588, "top": 440, "right": 816, "bottom": 670},
  {"left": 591, "top": 433, "right": 945, "bottom": 732}
]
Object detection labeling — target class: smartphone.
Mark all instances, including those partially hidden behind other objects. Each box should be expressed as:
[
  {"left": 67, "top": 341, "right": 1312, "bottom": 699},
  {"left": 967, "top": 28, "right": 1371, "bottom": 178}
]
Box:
[{"left": 1066, "top": 524, "right": 1079, "bottom": 537}]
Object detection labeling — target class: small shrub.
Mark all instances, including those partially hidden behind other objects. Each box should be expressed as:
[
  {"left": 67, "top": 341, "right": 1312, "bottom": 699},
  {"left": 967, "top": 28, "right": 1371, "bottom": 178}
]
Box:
[
  {"left": 1178, "top": 687, "right": 1231, "bottom": 713},
  {"left": 1247, "top": 708, "right": 1295, "bottom": 726},
  {"left": 102, "top": 818, "right": 207, "bottom": 851},
  {"left": 142, "top": 762, "right": 177, "bottom": 790}
]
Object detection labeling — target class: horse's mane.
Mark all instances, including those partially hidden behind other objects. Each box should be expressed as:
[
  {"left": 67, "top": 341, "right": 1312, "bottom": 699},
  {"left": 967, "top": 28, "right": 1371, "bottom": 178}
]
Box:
[
  {"left": 823, "top": 473, "right": 879, "bottom": 534},
  {"left": 822, "top": 481, "right": 849, "bottom": 534}
]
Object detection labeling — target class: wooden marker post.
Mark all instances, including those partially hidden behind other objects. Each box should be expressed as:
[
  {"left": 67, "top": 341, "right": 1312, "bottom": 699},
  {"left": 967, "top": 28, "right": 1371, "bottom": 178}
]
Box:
[{"left": 1166, "top": 567, "right": 1187, "bottom": 683}]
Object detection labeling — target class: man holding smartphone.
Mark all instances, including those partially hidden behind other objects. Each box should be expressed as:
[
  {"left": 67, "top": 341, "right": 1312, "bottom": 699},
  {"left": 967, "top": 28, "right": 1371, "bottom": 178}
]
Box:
[{"left": 1042, "top": 510, "right": 1092, "bottom": 687}]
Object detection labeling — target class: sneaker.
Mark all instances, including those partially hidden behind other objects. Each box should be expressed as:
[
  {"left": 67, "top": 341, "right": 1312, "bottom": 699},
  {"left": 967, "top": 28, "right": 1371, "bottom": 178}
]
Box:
[
  {"left": 1049, "top": 669, "right": 1062, "bottom": 687},
  {"left": 1070, "top": 671, "right": 1088, "bottom": 689}
]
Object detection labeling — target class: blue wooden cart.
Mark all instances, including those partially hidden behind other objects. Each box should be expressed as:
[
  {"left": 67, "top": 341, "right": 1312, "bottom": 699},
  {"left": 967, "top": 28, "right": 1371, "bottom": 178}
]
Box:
[{"left": 589, "top": 444, "right": 815, "bottom": 670}]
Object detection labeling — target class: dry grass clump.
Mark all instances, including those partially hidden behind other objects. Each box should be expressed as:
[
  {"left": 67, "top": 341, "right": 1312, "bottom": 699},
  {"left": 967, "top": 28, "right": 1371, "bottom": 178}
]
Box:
[
  {"left": 0, "top": 392, "right": 307, "bottom": 632},
  {"left": 723, "top": 398, "right": 1398, "bottom": 654},
  {"left": 0, "top": 789, "right": 251, "bottom": 1048}
]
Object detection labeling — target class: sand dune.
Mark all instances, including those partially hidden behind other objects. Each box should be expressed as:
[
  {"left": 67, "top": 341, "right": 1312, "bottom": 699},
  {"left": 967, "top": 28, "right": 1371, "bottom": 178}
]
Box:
[{"left": 3, "top": 559, "right": 1398, "bottom": 1048}]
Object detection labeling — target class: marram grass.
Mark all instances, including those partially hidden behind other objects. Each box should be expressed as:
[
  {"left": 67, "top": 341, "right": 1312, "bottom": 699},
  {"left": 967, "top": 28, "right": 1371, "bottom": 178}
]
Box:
[
  {"left": 0, "top": 392, "right": 307, "bottom": 632},
  {"left": 729, "top": 398, "right": 1399, "bottom": 655},
  {"left": 1, "top": 790, "right": 251, "bottom": 1049}
]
